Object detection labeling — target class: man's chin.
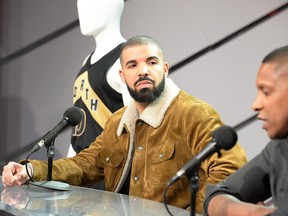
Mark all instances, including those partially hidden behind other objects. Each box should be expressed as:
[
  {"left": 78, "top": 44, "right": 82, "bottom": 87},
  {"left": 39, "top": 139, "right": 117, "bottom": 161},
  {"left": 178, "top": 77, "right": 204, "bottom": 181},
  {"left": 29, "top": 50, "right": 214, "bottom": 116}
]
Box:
[{"left": 136, "top": 87, "right": 154, "bottom": 96}]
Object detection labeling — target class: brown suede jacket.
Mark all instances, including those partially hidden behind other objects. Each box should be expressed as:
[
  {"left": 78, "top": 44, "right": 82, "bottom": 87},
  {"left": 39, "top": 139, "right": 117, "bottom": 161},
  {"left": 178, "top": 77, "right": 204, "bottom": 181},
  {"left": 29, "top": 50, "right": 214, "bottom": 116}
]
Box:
[{"left": 30, "top": 78, "right": 247, "bottom": 214}]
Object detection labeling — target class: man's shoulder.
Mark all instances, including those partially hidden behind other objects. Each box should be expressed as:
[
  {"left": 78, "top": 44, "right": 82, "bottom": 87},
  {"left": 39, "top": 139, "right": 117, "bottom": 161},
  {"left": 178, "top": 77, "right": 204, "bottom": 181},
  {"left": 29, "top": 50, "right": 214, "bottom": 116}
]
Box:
[
  {"left": 265, "top": 138, "right": 288, "bottom": 157},
  {"left": 111, "top": 106, "right": 127, "bottom": 118},
  {"left": 100, "top": 107, "right": 126, "bottom": 134},
  {"left": 176, "top": 90, "right": 217, "bottom": 111}
]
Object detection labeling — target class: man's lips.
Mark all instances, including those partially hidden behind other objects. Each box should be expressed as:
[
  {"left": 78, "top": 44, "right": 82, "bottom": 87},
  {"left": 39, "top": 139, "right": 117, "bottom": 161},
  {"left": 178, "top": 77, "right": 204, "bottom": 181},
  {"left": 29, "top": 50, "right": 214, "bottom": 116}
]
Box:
[
  {"left": 257, "top": 115, "right": 268, "bottom": 129},
  {"left": 257, "top": 115, "right": 266, "bottom": 121},
  {"left": 136, "top": 80, "right": 152, "bottom": 86},
  {"left": 136, "top": 81, "right": 153, "bottom": 90},
  {"left": 135, "top": 77, "right": 155, "bottom": 87}
]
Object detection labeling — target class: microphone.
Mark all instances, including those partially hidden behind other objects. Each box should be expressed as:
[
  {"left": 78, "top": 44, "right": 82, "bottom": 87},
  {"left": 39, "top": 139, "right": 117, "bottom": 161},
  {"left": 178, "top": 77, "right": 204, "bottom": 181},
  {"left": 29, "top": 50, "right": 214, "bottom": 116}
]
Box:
[
  {"left": 168, "top": 125, "right": 237, "bottom": 186},
  {"left": 30, "top": 106, "right": 83, "bottom": 153}
]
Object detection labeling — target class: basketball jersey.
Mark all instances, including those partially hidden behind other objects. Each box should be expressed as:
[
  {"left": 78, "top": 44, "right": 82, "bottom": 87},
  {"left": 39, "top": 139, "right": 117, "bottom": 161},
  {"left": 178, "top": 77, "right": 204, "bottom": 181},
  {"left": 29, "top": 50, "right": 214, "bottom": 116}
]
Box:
[{"left": 71, "top": 43, "right": 124, "bottom": 153}]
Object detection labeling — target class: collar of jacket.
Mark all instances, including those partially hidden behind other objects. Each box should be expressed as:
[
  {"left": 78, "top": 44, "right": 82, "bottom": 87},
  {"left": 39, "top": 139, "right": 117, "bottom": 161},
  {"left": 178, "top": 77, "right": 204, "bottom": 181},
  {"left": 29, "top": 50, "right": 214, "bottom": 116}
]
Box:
[{"left": 116, "top": 78, "right": 180, "bottom": 136}]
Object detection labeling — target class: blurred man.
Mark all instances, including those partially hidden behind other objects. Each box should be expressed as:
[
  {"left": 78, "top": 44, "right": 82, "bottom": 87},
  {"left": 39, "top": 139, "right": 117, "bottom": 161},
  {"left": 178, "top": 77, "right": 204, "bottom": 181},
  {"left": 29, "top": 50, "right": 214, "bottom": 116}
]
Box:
[{"left": 204, "top": 45, "right": 288, "bottom": 216}]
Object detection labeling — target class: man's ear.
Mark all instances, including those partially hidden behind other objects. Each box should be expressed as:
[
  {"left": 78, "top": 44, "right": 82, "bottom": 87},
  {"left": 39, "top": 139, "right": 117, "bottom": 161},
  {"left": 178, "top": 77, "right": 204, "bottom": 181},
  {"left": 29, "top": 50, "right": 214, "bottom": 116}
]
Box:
[
  {"left": 119, "top": 69, "right": 126, "bottom": 83},
  {"left": 164, "top": 62, "right": 169, "bottom": 77}
]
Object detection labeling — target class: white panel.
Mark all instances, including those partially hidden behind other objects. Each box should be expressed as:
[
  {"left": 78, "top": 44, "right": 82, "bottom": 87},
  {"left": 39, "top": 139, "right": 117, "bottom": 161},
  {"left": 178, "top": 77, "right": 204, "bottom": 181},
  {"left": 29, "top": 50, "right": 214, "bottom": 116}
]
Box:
[{"left": 1, "top": 0, "right": 288, "bottom": 161}]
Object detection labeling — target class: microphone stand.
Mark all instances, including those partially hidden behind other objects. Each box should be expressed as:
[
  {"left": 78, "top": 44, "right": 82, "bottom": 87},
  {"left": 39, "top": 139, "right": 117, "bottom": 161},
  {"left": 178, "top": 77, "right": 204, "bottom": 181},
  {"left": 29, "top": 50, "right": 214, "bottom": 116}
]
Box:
[
  {"left": 47, "top": 139, "right": 55, "bottom": 181},
  {"left": 29, "top": 139, "right": 71, "bottom": 191},
  {"left": 189, "top": 171, "right": 199, "bottom": 216}
]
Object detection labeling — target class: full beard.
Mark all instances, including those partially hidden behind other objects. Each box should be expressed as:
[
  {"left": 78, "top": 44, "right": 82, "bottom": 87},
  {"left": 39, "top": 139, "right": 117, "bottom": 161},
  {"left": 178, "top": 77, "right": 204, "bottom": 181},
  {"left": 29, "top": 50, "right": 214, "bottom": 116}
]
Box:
[{"left": 127, "top": 76, "right": 165, "bottom": 103}]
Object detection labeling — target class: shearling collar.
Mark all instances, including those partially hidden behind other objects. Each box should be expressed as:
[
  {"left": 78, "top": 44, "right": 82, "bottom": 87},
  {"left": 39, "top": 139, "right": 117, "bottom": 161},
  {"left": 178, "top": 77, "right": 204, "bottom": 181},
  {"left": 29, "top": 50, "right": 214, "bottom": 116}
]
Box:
[{"left": 117, "top": 78, "right": 180, "bottom": 136}]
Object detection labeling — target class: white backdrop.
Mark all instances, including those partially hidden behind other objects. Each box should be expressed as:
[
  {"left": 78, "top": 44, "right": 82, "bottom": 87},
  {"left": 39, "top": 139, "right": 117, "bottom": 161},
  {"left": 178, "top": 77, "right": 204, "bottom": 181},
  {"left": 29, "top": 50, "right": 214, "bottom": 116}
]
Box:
[{"left": 1, "top": 0, "right": 288, "bottom": 162}]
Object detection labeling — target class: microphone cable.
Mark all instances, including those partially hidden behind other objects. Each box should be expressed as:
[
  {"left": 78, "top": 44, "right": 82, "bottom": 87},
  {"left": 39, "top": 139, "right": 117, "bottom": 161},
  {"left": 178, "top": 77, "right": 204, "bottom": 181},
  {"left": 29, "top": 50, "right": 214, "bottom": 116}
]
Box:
[
  {"left": 25, "top": 151, "right": 36, "bottom": 182},
  {"left": 163, "top": 183, "right": 174, "bottom": 216}
]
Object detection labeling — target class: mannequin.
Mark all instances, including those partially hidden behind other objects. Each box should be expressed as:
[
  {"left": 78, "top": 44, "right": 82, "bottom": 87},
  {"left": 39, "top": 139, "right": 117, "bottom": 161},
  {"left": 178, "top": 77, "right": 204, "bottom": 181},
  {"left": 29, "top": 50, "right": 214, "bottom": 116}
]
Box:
[{"left": 68, "top": 0, "right": 130, "bottom": 157}]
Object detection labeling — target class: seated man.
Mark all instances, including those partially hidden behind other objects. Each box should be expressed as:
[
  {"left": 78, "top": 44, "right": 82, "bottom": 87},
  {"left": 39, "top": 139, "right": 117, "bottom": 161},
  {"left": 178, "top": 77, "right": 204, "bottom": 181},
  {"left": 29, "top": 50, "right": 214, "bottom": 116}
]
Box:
[
  {"left": 2, "top": 35, "right": 247, "bottom": 215},
  {"left": 204, "top": 45, "right": 288, "bottom": 216}
]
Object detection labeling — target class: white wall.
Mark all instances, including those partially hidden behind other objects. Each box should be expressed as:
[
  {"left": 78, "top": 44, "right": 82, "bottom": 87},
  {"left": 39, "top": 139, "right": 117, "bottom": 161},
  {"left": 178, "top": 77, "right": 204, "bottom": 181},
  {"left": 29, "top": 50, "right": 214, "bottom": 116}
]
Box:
[{"left": 1, "top": 0, "right": 288, "bottom": 162}]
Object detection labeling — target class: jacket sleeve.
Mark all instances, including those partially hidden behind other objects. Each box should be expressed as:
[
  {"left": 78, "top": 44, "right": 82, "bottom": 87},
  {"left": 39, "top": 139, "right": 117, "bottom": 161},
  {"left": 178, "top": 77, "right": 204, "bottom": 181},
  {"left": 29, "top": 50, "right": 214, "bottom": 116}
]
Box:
[
  {"left": 203, "top": 149, "right": 271, "bottom": 215},
  {"left": 182, "top": 98, "right": 248, "bottom": 213},
  {"left": 203, "top": 182, "right": 242, "bottom": 216},
  {"left": 29, "top": 132, "right": 105, "bottom": 186}
]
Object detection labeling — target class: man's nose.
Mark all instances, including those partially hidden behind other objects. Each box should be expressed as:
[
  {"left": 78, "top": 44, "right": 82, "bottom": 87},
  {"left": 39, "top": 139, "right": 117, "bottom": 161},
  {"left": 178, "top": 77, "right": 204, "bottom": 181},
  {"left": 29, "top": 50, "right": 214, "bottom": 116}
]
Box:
[
  {"left": 251, "top": 94, "right": 261, "bottom": 111},
  {"left": 138, "top": 64, "right": 149, "bottom": 76}
]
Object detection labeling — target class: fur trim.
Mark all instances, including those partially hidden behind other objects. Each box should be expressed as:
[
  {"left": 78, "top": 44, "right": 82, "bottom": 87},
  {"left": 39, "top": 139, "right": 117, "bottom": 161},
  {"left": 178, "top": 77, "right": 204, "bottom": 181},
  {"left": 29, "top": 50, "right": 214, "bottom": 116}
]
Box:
[
  {"left": 114, "top": 78, "right": 180, "bottom": 192},
  {"left": 117, "top": 78, "right": 180, "bottom": 136}
]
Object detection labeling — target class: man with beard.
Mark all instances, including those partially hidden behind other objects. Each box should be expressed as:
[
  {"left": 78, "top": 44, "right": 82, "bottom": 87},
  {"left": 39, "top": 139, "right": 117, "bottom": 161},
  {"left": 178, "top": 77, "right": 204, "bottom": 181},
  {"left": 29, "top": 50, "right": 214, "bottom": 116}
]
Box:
[{"left": 2, "top": 35, "right": 247, "bottom": 214}]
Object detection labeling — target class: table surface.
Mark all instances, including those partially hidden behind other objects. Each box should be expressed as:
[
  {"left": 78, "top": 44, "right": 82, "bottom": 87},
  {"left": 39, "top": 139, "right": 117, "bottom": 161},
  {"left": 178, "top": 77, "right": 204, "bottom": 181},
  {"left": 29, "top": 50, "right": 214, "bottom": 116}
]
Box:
[{"left": 0, "top": 178, "right": 193, "bottom": 216}]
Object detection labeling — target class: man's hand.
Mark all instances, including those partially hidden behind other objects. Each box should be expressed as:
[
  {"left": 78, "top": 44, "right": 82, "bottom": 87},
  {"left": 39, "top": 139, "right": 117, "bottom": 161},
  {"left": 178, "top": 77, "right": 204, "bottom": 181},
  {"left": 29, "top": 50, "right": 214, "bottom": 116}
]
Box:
[{"left": 2, "top": 162, "right": 30, "bottom": 187}]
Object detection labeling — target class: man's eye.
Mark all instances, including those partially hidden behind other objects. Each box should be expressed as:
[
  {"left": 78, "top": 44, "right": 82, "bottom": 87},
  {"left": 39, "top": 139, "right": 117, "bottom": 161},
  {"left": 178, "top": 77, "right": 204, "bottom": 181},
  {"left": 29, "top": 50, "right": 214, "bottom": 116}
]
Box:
[
  {"left": 148, "top": 61, "right": 157, "bottom": 65},
  {"left": 127, "top": 64, "right": 136, "bottom": 68},
  {"left": 262, "top": 89, "right": 270, "bottom": 96}
]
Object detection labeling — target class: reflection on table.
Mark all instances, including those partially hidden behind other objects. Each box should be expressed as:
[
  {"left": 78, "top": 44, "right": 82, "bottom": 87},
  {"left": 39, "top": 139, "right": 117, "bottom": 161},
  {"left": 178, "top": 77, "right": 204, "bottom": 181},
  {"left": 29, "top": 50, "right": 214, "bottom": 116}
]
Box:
[{"left": 0, "top": 178, "right": 192, "bottom": 215}]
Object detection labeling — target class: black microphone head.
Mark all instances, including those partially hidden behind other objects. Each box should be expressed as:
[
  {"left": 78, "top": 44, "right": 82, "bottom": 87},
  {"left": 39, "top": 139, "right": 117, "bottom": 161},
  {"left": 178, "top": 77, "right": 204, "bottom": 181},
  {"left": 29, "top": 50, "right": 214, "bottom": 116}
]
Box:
[
  {"left": 63, "top": 106, "right": 83, "bottom": 126},
  {"left": 212, "top": 125, "right": 237, "bottom": 150}
]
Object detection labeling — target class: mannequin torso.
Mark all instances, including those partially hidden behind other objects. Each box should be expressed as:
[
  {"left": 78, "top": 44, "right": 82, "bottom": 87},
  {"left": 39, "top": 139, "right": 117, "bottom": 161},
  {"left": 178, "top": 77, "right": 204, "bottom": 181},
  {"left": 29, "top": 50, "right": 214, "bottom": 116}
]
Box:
[{"left": 68, "top": 0, "right": 130, "bottom": 157}]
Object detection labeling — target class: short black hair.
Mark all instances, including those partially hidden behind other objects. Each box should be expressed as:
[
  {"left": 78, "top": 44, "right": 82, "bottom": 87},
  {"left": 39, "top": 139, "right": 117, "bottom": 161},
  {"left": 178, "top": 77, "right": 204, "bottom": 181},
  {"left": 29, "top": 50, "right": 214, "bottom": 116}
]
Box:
[
  {"left": 262, "top": 45, "right": 288, "bottom": 64},
  {"left": 120, "top": 35, "right": 164, "bottom": 65}
]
